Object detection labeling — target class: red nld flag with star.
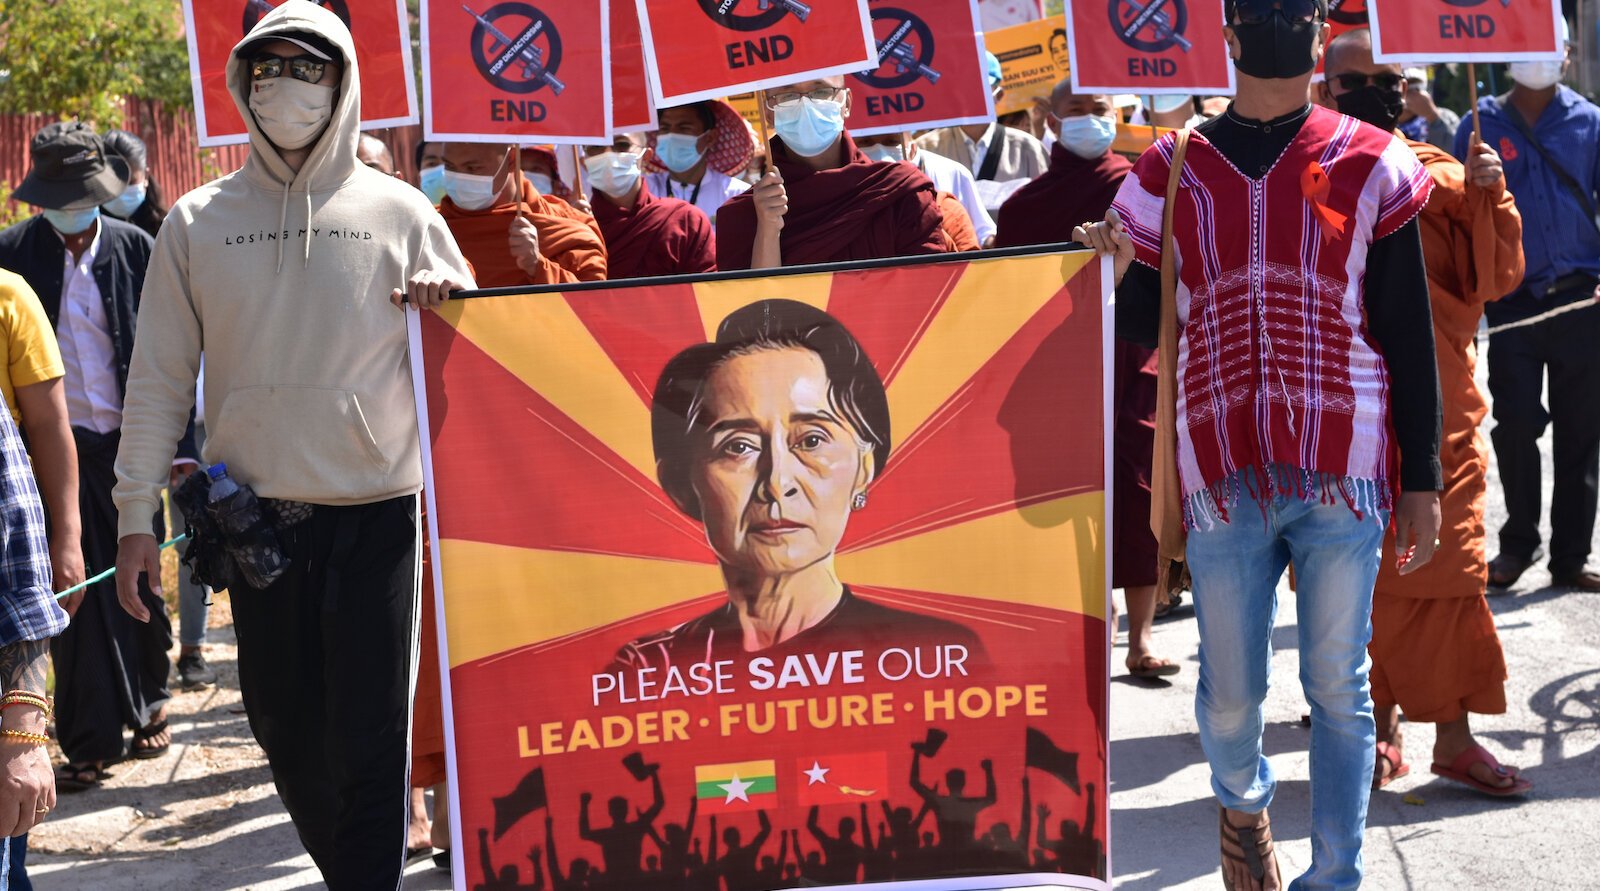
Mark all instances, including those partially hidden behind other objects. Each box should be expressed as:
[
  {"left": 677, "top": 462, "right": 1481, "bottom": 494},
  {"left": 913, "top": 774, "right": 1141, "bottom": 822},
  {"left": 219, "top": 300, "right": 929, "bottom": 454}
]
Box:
[
  {"left": 1064, "top": 0, "right": 1235, "bottom": 96},
  {"left": 421, "top": 0, "right": 611, "bottom": 143},
  {"left": 636, "top": 0, "right": 878, "bottom": 105},
  {"left": 1369, "top": 0, "right": 1565, "bottom": 64},
  {"left": 842, "top": 0, "right": 994, "bottom": 137},
  {"left": 182, "top": 0, "right": 418, "bottom": 146},
  {"left": 412, "top": 250, "right": 1113, "bottom": 890}
]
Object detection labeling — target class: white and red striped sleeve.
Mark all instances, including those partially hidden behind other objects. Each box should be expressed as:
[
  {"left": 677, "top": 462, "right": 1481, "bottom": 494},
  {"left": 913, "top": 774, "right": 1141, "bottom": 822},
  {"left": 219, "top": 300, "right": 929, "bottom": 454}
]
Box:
[
  {"left": 1370, "top": 134, "right": 1435, "bottom": 240},
  {"left": 1110, "top": 136, "right": 1177, "bottom": 271}
]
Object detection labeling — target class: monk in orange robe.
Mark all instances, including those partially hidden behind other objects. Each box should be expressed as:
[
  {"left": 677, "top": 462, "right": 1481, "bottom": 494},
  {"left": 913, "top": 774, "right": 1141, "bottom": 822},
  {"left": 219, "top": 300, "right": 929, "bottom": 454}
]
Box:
[
  {"left": 436, "top": 142, "right": 607, "bottom": 285},
  {"left": 937, "top": 191, "right": 981, "bottom": 251},
  {"left": 1320, "top": 29, "right": 1530, "bottom": 798}
]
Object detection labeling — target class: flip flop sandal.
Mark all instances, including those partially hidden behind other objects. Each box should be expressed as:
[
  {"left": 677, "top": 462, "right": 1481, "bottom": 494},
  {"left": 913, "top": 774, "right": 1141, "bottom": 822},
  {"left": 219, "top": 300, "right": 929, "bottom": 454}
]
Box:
[
  {"left": 1431, "top": 743, "right": 1533, "bottom": 797},
  {"left": 406, "top": 845, "right": 434, "bottom": 864},
  {"left": 432, "top": 849, "right": 453, "bottom": 871},
  {"left": 131, "top": 718, "right": 170, "bottom": 760},
  {"left": 1373, "top": 741, "right": 1410, "bottom": 790},
  {"left": 1219, "top": 808, "right": 1281, "bottom": 891},
  {"left": 1127, "top": 654, "right": 1181, "bottom": 678},
  {"left": 55, "top": 762, "right": 111, "bottom": 793}
]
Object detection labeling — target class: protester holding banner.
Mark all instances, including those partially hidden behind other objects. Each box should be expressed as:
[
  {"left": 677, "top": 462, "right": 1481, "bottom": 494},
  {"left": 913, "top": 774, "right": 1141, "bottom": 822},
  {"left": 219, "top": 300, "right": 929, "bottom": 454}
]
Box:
[
  {"left": 109, "top": 5, "right": 475, "bottom": 887},
  {"left": 646, "top": 100, "right": 754, "bottom": 226},
  {"left": 438, "top": 143, "right": 607, "bottom": 286},
  {"left": 1320, "top": 26, "right": 1533, "bottom": 800},
  {"left": 584, "top": 133, "right": 716, "bottom": 279},
  {"left": 853, "top": 133, "right": 997, "bottom": 246},
  {"left": 715, "top": 77, "right": 948, "bottom": 270},
  {"left": 1455, "top": 22, "right": 1600, "bottom": 593},
  {"left": 914, "top": 54, "right": 1049, "bottom": 185},
  {"left": 1079, "top": 2, "right": 1443, "bottom": 887}
]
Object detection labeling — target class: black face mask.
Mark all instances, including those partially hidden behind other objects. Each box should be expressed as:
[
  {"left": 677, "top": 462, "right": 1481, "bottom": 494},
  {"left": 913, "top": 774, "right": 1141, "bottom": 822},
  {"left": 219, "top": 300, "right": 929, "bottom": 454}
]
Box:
[
  {"left": 1231, "top": 13, "right": 1320, "bottom": 80},
  {"left": 1334, "top": 85, "right": 1405, "bottom": 133}
]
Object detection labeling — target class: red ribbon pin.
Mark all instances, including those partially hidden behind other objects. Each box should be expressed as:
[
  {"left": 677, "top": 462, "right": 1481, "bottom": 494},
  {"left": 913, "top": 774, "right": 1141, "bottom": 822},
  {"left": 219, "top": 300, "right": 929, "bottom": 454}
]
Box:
[{"left": 1300, "top": 161, "right": 1349, "bottom": 243}]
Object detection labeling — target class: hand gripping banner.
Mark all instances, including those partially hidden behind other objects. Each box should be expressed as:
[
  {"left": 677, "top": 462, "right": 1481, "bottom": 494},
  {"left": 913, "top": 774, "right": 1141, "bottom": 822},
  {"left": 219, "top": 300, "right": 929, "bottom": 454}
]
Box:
[
  {"left": 409, "top": 247, "right": 1115, "bottom": 890},
  {"left": 182, "top": 0, "right": 418, "bottom": 146},
  {"left": 1370, "top": 0, "right": 1565, "bottom": 64},
  {"left": 636, "top": 0, "right": 879, "bottom": 105},
  {"left": 843, "top": 0, "right": 995, "bottom": 137},
  {"left": 1065, "top": 0, "right": 1235, "bottom": 96},
  {"left": 422, "top": 0, "right": 612, "bottom": 143}
]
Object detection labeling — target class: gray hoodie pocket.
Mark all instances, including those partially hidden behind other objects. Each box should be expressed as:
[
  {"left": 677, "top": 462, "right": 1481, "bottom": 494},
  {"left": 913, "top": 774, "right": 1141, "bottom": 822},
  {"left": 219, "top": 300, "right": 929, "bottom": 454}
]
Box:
[{"left": 209, "top": 386, "right": 391, "bottom": 501}]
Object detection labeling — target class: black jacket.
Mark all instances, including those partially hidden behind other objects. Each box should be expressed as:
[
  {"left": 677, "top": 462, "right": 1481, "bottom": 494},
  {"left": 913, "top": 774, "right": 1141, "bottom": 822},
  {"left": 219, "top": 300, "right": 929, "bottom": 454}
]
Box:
[{"left": 0, "top": 215, "right": 196, "bottom": 460}]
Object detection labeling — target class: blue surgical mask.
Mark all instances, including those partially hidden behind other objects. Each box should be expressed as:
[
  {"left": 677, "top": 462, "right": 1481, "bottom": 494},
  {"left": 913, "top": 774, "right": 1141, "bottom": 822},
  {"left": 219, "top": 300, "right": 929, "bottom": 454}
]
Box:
[
  {"left": 773, "top": 96, "right": 846, "bottom": 158},
  {"left": 418, "top": 164, "right": 446, "bottom": 204},
  {"left": 1058, "top": 114, "right": 1118, "bottom": 160},
  {"left": 1152, "top": 94, "right": 1192, "bottom": 115},
  {"left": 525, "top": 172, "right": 554, "bottom": 196},
  {"left": 102, "top": 183, "right": 147, "bottom": 218},
  {"left": 655, "top": 133, "right": 707, "bottom": 174},
  {"left": 44, "top": 206, "right": 100, "bottom": 236},
  {"left": 860, "top": 143, "right": 905, "bottom": 164},
  {"left": 442, "top": 170, "right": 501, "bottom": 211}
]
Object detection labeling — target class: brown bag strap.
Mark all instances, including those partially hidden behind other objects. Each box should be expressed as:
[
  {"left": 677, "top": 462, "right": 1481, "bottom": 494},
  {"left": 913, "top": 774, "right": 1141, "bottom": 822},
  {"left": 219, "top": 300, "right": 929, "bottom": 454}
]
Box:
[{"left": 1151, "top": 130, "right": 1191, "bottom": 593}]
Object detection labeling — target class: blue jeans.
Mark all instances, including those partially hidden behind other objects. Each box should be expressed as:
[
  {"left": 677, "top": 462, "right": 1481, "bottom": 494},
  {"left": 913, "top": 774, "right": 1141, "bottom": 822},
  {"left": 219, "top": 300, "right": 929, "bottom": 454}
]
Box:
[
  {"left": 0, "top": 832, "right": 30, "bottom": 890},
  {"left": 1187, "top": 470, "right": 1388, "bottom": 891}
]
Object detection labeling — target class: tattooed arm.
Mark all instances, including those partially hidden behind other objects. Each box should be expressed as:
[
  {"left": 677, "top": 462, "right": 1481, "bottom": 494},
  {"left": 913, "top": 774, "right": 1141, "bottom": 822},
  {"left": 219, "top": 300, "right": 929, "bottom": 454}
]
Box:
[{"left": 0, "top": 637, "right": 54, "bottom": 836}]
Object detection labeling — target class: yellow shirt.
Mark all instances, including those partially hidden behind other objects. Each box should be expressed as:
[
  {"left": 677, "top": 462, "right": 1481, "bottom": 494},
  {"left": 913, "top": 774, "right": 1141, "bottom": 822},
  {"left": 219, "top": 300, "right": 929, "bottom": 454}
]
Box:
[{"left": 0, "top": 269, "right": 64, "bottom": 424}]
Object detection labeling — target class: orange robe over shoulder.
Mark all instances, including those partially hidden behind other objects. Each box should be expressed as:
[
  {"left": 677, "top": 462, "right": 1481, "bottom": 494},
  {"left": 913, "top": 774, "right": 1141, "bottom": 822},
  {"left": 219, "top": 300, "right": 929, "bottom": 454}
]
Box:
[
  {"left": 1369, "top": 139, "right": 1526, "bottom": 723},
  {"left": 937, "top": 191, "right": 981, "bottom": 252},
  {"left": 439, "top": 179, "right": 607, "bottom": 286}
]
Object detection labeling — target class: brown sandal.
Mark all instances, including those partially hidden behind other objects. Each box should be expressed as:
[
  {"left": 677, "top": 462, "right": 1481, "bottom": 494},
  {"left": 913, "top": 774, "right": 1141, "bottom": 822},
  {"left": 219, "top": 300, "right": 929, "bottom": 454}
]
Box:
[{"left": 1219, "top": 807, "right": 1282, "bottom": 891}]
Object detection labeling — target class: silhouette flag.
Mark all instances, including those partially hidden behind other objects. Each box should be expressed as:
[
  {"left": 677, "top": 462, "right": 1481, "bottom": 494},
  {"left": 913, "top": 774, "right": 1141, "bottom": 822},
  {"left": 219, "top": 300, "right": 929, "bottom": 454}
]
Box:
[
  {"left": 912, "top": 728, "right": 948, "bottom": 758},
  {"left": 1025, "top": 728, "right": 1080, "bottom": 793},
  {"left": 492, "top": 766, "right": 548, "bottom": 840}
]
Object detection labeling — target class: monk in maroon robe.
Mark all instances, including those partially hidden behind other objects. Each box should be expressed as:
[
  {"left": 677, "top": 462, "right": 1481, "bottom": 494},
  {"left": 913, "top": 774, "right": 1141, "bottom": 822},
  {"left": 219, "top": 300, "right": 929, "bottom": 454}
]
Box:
[
  {"left": 998, "top": 81, "right": 1177, "bottom": 680},
  {"left": 584, "top": 133, "right": 716, "bottom": 280},
  {"left": 716, "top": 76, "right": 947, "bottom": 270}
]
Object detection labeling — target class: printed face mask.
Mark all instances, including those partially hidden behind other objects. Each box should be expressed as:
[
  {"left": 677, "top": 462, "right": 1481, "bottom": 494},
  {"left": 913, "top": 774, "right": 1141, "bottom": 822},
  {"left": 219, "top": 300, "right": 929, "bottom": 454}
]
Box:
[
  {"left": 859, "top": 143, "right": 906, "bottom": 164},
  {"left": 1509, "top": 60, "right": 1564, "bottom": 91},
  {"left": 442, "top": 169, "right": 501, "bottom": 210},
  {"left": 418, "top": 164, "right": 446, "bottom": 204},
  {"left": 102, "top": 183, "right": 147, "bottom": 218},
  {"left": 773, "top": 96, "right": 846, "bottom": 158},
  {"left": 1057, "top": 114, "right": 1118, "bottom": 159},
  {"left": 1231, "top": 13, "right": 1320, "bottom": 80},
  {"left": 1334, "top": 85, "right": 1405, "bottom": 133},
  {"left": 248, "top": 77, "right": 336, "bottom": 151},
  {"left": 584, "top": 151, "right": 643, "bottom": 198},
  {"left": 655, "top": 133, "right": 708, "bottom": 173},
  {"left": 43, "top": 206, "right": 100, "bottom": 236}
]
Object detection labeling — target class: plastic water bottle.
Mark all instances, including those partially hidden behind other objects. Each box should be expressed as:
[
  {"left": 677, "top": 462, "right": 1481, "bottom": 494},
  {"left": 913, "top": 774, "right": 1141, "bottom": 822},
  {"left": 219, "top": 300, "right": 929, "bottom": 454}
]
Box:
[{"left": 204, "top": 463, "right": 287, "bottom": 589}]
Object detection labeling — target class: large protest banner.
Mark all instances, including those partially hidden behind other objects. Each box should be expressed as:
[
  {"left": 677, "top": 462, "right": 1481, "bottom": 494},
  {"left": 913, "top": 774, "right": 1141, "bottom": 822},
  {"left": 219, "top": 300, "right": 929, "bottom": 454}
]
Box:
[
  {"left": 843, "top": 0, "right": 995, "bottom": 136},
  {"left": 422, "top": 0, "right": 611, "bottom": 143},
  {"left": 637, "top": 0, "right": 878, "bottom": 105},
  {"left": 611, "top": 0, "right": 657, "bottom": 133},
  {"left": 182, "top": 0, "right": 417, "bottom": 146},
  {"left": 410, "top": 248, "right": 1114, "bottom": 891},
  {"left": 1370, "top": 0, "right": 1565, "bottom": 64},
  {"left": 987, "top": 17, "right": 1072, "bottom": 116},
  {"left": 1065, "top": 0, "right": 1234, "bottom": 96}
]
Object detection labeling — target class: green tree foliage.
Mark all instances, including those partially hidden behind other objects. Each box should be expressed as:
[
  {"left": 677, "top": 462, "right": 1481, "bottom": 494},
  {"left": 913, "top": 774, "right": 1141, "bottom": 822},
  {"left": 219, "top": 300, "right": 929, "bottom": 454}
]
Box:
[{"left": 0, "top": 0, "right": 192, "bottom": 125}]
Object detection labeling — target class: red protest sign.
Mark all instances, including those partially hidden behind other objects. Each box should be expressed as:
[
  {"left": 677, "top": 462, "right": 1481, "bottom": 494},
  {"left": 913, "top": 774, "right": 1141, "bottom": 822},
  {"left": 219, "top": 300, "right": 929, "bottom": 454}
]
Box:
[
  {"left": 182, "top": 0, "right": 418, "bottom": 147},
  {"left": 1065, "top": 0, "right": 1235, "bottom": 96},
  {"left": 1370, "top": 0, "right": 1565, "bottom": 63},
  {"left": 423, "top": 0, "right": 611, "bottom": 144},
  {"left": 1316, "top": 0, "right": 1368, "bottom": 79},
  {"left": 610, "top": 0, "right": 657, "bottom": 133},
  {"left": 843, "top": 0, "right": 994, "bottom": 137},
  {"left": 636, "top": 0, "right": 878, "bottom": 105}
]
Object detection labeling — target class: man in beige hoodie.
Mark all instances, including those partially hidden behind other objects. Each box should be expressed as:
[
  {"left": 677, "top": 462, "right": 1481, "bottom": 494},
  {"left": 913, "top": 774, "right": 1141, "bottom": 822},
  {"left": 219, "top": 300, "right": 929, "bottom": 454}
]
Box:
[{"left": 110, "top": 3, "right": 472, "bottom": 887}]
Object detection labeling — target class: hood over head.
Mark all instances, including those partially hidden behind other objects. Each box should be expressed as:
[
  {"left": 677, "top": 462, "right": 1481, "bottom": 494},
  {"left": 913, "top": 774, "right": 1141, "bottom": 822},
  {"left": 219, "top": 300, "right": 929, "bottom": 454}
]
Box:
[{"left": 227, "top": 0, "right": 362, "bottom": 270}]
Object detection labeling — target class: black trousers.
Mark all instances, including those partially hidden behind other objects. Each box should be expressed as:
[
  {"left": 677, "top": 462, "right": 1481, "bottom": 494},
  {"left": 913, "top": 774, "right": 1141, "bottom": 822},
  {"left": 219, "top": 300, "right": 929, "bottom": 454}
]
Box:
[
  {"left": 230, "top": 495, "right": 419, "bottom": 891},
  {"left": 1486, "top": 298, "right": 1600, "bottom": 575},
  {"left": 52, "top": 428, "right": 171, "bottom": 764}
]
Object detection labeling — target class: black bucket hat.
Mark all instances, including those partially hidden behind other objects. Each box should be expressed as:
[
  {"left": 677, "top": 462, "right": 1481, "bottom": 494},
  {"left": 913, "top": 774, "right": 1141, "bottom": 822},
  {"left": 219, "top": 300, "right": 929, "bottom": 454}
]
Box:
[{"left": 13, "top": 122, "right": 129, "bottom": 211}]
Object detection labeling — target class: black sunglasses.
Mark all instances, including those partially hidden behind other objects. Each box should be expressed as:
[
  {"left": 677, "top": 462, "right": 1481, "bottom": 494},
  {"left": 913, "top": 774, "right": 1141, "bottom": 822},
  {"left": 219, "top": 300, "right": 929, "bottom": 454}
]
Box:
[
  {"left": 1332, "top": 72, "right": 1406, "bottom": 92},
  {"left": 249, "top": 54, "right": 328, "bottom": 84},
  {"left": 1231, "top": 0, "right": 1322, "bottom": 26}
]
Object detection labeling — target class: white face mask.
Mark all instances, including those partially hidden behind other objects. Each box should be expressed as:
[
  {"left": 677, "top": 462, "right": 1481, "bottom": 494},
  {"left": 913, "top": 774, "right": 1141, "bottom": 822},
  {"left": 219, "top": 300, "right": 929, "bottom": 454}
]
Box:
[
  {"left": 1509, "top": 60, "right": 1564, "bottom": 91},
  {"left": 248, "top": 77, "right": 336, "bottom": 151},
  {"left": 859, "top": 143, "right": 906, "bottom": 164},
  {"left": 442, "top": 170, "right": 501, "bottom": 210},
  {"left": 773, "top": 96, "right": 846, "bottom": 157},
  {"left": 583, "top": 151, "right": 643, "bottom": 198},
  {"left": 1057, "top": 114, "right": 1118, "bottom": 159}
]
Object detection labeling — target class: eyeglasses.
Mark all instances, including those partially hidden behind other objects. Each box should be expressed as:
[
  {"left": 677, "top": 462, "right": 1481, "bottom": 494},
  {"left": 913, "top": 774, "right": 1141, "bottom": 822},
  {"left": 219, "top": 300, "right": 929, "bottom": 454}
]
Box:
[
  {"left": 1230, "top": 0, "right": 1322, "bottom": 26},
  {"left": 250, "top": 54, "right": 328, "bottom": 84},
  {"left": 765, "top": 87, "right": 842, "bottom": 109},
  {"left": 1331, "top": 72, "right": 1405, "bottom": 93}
]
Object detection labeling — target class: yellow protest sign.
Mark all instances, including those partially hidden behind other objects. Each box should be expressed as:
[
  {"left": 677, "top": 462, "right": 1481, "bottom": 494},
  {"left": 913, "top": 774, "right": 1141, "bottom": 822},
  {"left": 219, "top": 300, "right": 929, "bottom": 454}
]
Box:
[{"left": 986, "top": 18, "right": 1070, "bottom": 116}]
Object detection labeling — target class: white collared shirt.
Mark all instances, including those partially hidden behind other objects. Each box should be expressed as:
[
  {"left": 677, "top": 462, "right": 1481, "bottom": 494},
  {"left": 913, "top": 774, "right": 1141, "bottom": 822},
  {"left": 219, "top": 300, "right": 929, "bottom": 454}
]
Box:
[
  {"left": 55, "top": 223, "right": 122, "bottom": 433},
  {"left": 645, "top": 169, "right": 751, "bottom": 226},
  {"left": 962, "top": 123, "right": 998, "bottom": 174}
]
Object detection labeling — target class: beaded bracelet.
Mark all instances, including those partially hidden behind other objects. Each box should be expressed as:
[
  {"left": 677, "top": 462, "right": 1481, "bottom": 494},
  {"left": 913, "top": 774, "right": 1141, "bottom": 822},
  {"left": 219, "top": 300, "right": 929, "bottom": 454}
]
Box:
[
  {"left": 0, "top": 730, "right": 49, "bottom": 746},
  {"left": 0, "top": 693, "right": 51, "bottom": 717},
  {"left": 0, "top": 691, "right": 48, "bottom": 706}
]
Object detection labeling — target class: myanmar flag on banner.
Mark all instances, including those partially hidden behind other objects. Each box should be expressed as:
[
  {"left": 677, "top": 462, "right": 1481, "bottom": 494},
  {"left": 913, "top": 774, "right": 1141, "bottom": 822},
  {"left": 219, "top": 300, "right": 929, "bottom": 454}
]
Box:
[
  {"left": 796, "top": 752, "right": 890, "bottom": 806},
  {"left": 695, "top": 760, "right": 777, "bottom": 812}
]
